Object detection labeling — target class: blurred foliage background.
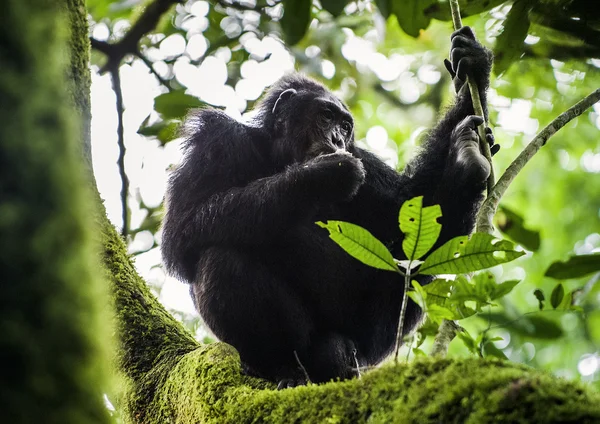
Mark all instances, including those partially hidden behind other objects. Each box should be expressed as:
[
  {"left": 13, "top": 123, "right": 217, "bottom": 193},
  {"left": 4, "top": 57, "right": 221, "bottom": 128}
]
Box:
[{"left": 87, "top": 0, "right": 600, "bottom": 389}]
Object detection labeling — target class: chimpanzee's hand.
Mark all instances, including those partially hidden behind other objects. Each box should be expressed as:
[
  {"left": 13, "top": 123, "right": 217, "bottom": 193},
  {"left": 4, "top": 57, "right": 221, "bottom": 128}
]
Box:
[
  {"left": 449, "top": 115, "right": 496, "bottom": 184},
  {"left": 443, "top": 26, "right": 493, "bottom": 94},
  {"left": 305, "top": 151, "right": 366, "bottom": 202}
]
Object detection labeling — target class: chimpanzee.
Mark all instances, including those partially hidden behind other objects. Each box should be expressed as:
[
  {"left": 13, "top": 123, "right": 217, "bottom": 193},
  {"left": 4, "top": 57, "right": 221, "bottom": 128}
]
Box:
[{"left": 161, "top": 27, "right": 497, "bottom": 387}]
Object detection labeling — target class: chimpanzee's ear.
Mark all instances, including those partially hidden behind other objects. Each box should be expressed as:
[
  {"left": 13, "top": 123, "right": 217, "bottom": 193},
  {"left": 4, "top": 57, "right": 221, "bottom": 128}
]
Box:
[{"left": 272, "top": 88, "right": 297, "bottom": 114}]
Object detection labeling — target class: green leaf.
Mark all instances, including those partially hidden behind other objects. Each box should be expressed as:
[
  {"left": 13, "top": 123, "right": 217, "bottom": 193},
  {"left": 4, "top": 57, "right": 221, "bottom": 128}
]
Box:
[
  {"left": 495, "top": 205, "right": 540, "bottom": 251},
  {"left": 416, "top": 277, "right": 477, "bottom": 321},
  {"left": 544, "top": 253, "right": 600, "bottom": 279},
  {"left": 485, "top": 312, "right": 563, "bottom": 340},
  {"left": 457, "top": 331, "right": 478, "bottom": 355},
  {"left": 137, "top": 118, "right": 180, "bottom": 145},
  {"left": 425, "top": 0, "right": 506, "bottom": 21},
  {"left": 321, "top": 0, "right": 347, "bottom": 17},
  {"left": 391, "top": 0, "right": 436, "bottom": 38},
  {"left": 419, "top": 233, "right": 526, "bottom": 275},
  {"left": 280, "top": 0, "right": 312, "bottom": 45},
  {"left": 399, "top": 196, "right": 442, "bottom": 261},
  {"left": 550, "top": 283, "right": 565, "bottom": 309},
  {"left": 492, "top": 279, "right": 521, "bottom": 300},
  {"left": 481, "top": 338, "right": 508, "bottom": 360},
  {"left": 316, "top": 221, "right": 398, "bottom": 272},
  {"left": 154, "top": 91, "right": 204, "bottom": 119},
  {"left": 587, "top": 310, "right": 600, "bottom": 345},
  {"left": 374, "top": 0, "right": 391, "bottom": 18},
  {"left": 534, "top": 289, "right": 545, "bottom": 310},
  {"left": 493, "top": 0, "right": 532, "bottom": 74}
]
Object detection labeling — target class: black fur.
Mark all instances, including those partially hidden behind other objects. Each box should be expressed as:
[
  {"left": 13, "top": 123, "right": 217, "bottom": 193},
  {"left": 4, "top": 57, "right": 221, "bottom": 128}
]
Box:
[{"left": 161, "top": 27, "right": 496, "bottom": 386}]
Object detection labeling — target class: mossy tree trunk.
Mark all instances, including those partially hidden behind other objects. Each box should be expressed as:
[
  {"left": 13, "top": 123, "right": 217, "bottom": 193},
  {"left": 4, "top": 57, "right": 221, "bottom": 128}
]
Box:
[
  {"left": 3, "top": 0, "right": 600, "bottom": 423},
  {"left": 0, "top": 0, "right": 110, "bottom": 422}
]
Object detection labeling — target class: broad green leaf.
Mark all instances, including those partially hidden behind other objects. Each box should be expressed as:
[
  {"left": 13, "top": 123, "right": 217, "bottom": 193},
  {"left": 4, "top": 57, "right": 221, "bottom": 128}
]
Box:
[
  {"left": 154, "top": 91, "right": 204, "bottom": 119},
  {"left": 399, "top": 196, "right": 442, "bottom": 261},
  {"left": 391, "top": 0, "right": 436, "bottom": 38},
  {"left": 280, "top": 0, "right": 312, "bottom": 45},
  {"left": 419, "top": 233, "right": 526, "bottom": 275},
  {"left": 544, "top": 253, "right": 600, "bottom": 279},
  {"left": 321, "top": 0, "right": 347, "bottom": 17},
  {"left": 494, "top": 0, "right": 532, "bottom": 74},
  {"left": 495, "top": 205, "right": 540, "bottom": 251},
  {"left": 316, "top": 221, "right": 398, "bottom": 272},
  {"left": 550, "top": 283, "right": 565, "bottom": 309}
]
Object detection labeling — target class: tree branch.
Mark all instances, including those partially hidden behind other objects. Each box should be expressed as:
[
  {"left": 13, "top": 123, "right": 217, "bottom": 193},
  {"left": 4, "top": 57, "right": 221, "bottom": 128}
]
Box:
[
  {"left": 108, "top": 66, "right": 130, "bottom": 238},
  {"left": 431, "top": 320, "right": 462, "bottom": 357},
  {"left": 90, "top": 0, "right": 182, "bottom": 74},
  {"left": 133, "top": 49, "right": 171, "bottom": 88},
  {"left": 476, "top": 89, "right": 600, "bottom": 233}
]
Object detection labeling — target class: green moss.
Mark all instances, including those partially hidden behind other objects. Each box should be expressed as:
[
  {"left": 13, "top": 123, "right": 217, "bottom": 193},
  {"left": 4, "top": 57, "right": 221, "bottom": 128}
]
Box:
[
  {"left": 0, "top": 0, "right": 110, "bottom": 422},
  {"left": 62, "top": 0, "right": 93, "bottom": 164}
]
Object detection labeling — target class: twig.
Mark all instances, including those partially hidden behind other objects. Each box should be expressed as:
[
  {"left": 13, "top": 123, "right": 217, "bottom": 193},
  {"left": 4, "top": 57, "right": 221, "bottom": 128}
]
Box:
[
  {"left": 293, "top": 350, "right": 311, "bottom": 383},
  {"left": 394, "top": 265, "right": 412, "bottom": 362},
  {"left": 133, "top": 49, "right": 171, "bottom": 88},
  {"left": 476, "top": 89, "right": 600, "bottom": 233},
  {"left": 91, "top": 0, "right": 183, "bottom": 74},
  {"left": 109, "top": 66, "right": 130, "bottom": 238},
  {"left": 449, "top": 0, "right": 495, "bottom": 195}
]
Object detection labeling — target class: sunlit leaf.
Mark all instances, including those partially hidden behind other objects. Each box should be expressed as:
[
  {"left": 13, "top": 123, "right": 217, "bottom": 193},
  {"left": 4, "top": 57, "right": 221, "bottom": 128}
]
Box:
[
  {"left": 495, "top": 205, "right": 540, "bottom": 251},
  {"left": 544, "top": 253, "right": 600, "bottom": 279},
  {"left": 280, "top": 0, "right": 312, "bottom": 45},
  {"left": 419, "top": 233, "right": 525, "bottom": 275},
  {"left": 413, "top": 277, "right": 477, "bottom": 321},
  {"left": 316, "top": 221, "right": 398, "bottom": 272},
  {"left": 399, "top": 196, "right": 442, "bottom": 261}
]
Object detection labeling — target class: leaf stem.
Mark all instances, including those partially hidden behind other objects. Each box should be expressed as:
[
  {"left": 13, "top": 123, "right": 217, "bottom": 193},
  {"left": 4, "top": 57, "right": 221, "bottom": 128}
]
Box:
[{"left": 394, "top": 263, "right": 412, "bottom": 362}]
